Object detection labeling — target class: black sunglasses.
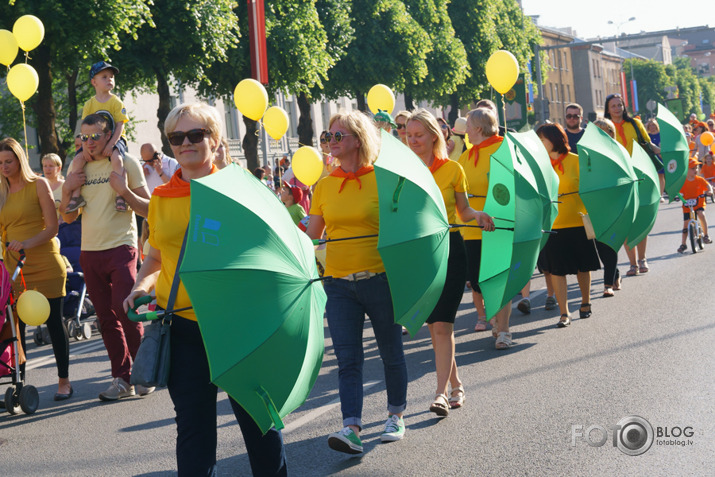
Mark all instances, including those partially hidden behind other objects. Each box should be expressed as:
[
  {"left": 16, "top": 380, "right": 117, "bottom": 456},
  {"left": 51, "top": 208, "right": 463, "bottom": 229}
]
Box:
[
  {"left": 319, "top": 137, "right": 329, "bottom": 144},
  {"left": 325, "top": 131, "right": 353, "bottom": 143},
  {"left": 80, "top": 133, "right": 104, "bottom": 142},
  {"left": 167, "top": 128, "right": 210, "bottom": 146},
  {"left": 396, "top": 123, "right": 406, "bottom": 130},
  {"left": 565, "top": 114, "right": 581, "bottom": 120}
]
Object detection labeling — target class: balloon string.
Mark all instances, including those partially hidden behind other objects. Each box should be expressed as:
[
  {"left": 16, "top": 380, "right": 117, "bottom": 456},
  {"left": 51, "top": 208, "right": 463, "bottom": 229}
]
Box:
[{"left": 21, "top": 101, "right": 29, "bottom": 159}]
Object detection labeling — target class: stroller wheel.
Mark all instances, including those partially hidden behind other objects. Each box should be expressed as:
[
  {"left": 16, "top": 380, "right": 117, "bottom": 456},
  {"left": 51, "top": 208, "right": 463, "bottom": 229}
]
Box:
[
  {"left": 33, "top": 328, "right": 45, "bottom": 346},
  {"left": 4, "top": 386, "right": 21, "bottom": 415},
  {"left": 81, "top": 323, "right": 92, "bottom": 340},
  {"left": 67, "top": 321, "right": 80, "bottom": 341},
  {"left": 19, "top": 385, "right": 39, "bottom": 414}
]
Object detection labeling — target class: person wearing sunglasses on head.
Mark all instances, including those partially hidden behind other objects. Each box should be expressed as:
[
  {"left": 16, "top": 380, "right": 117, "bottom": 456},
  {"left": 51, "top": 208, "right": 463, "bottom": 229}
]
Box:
[
  {"left": 140, "top": 143, "right": 179, "bottom": 195},
  {"left": 60, "top": 113, "right": 151, "bottom": 402},
  {"left": 124, "top": 102, "right": 287, "bottom": 477},
  {"left": 394, "top": 110, "right": 410, "bottom": 144},
  {"left": 306, "top": 111, "right": 408, "bottom": 455}
]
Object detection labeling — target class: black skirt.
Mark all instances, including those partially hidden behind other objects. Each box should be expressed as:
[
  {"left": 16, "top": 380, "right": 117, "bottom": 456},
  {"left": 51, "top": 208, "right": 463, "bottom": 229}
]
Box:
[
  {"left": 426, "top": 232, "right": 467, "bottom": 324},
  {"left": 542, "top": 226, "right": 601, "bottom": 276}
]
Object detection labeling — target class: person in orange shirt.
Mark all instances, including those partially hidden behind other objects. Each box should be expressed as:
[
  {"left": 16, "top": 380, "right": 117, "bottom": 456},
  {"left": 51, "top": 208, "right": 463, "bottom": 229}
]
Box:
[
  {"left": 678, "top": 159, "right": 713, "bottom": 253},
  {"left": 406, "top": 109, "right": 494, "bottom": 415},
  {"left": 699, "top": 152, "right": 715, "bottom": 187}
]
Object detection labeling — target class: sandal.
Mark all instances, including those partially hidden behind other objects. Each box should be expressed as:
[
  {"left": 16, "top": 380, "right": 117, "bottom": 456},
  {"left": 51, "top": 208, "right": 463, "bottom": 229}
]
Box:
[
  {"left": 474, "top": 319, "right": 487, "bottom": 332},
  {"left": 429, "top": 393, "right": 450, "bottom": 417},
  {"left": 579, "top": 303, "right": 592, "bottom": 319},
  {"left": 115, "top": 195, "right": 128, "bottom": 212},
  {"left": 557, "top": 314, "right": 571, "bottom": 327},
  {"left": 65, "top": 195, "right": 86, "bottom": 213},
  {"left": 448, "top": 386, "right": 465, "bottom": 409},
  {"left": 495, "top": 331, "right": 513, "bottom": 350},
  {"left": 626, "top": 265, "right": 639, "bottom": 276},
  {"left": 602, "top": 287, "right": 614, "bottom": 298},
  {"left": 638, "top": 259, "right": 649, "bottom": 273}
]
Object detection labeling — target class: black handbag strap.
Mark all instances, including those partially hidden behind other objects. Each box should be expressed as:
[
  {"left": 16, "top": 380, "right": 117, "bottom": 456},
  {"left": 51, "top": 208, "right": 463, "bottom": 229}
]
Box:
[
  {"left": 163, "top": 225, "right": 189, "bottom": 325},
  {"left": 632, "top": 119, "right": 649, "bottom": 146}
]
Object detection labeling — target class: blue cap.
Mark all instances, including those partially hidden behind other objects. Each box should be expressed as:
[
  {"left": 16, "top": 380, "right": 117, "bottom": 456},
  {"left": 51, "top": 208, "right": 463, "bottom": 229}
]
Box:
[{"left": 89, "top": 61, "right": 119, "bottom": 80}]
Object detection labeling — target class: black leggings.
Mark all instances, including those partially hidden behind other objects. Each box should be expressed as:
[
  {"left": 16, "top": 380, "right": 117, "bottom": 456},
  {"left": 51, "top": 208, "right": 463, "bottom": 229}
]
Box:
[
  {"left": 595, "top": 241, "right": 619, "bottom": 288},
  {"left": 18, "top": 297, "right": 69, "bottom": 379}
]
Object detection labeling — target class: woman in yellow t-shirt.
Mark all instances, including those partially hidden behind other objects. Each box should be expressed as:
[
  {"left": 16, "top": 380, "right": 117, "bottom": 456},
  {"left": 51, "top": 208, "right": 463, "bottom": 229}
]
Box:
[
  {"left": 123, "top": 103, "right": 285, "bottom": 476},
  {"left": 307, "top": 111, "right": 407, "bottom": 454},
  {"left": 605, "top": 93, "right": 660, "bottom": 276},
  {"left": 536, "top": 123, "right": 600, "bottom": 327},
  {"left": 457, "top": 107, "right": 514, "bottom": 349},
  {"left": 407, "top": 109, "right": 494, "bottom": 415}
]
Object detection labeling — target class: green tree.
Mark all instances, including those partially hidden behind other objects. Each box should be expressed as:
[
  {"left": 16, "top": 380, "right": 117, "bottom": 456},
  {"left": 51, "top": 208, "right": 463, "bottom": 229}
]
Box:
[
  {"left": 623, "top": 59, "right": 671, "bottom": 115},
  {"left": 666, "top": 57, "right": 704, "bottom": 118},
  {"left": 0, "top": 0, "right": 152, "bottom": 159},
  {"left": 402, "top": 0, "right": 469, "bottom": 109}
]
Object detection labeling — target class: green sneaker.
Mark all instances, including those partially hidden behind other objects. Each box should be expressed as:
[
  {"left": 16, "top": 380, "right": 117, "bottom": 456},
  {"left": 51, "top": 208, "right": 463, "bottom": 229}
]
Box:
[
  {"left": 328, "top": 427, "right": 363, "bottom": 454},
  {"left": 380, "top": 415, "right": 405, "bottom": 442}
]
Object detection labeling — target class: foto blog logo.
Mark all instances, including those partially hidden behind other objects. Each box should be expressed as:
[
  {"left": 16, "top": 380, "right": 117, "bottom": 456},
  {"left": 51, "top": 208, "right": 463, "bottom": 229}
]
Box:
[{"left": 571, "top": 415, "right": 654, "bottom": 456}]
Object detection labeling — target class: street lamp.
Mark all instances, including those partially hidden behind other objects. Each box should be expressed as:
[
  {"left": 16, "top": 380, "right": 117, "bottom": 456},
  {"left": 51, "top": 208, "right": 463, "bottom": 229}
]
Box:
[{"left": 608, "top": 17, "right": 636, "bottom": 39}]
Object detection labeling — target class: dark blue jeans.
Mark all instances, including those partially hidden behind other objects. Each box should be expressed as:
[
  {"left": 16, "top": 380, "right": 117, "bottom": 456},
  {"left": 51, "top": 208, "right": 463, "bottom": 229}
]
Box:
[
  {"left": 324, "top": 273, "right": 408, "bottom": 430},
  {"left": 167, "top": 316, "right": 287, "bottom": 477}
]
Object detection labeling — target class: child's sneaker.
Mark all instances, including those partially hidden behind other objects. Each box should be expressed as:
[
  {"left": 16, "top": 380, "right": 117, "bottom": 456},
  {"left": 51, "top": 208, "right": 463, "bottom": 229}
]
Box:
[
  {"left": 65, "top": 195, "right": 86, "bottom": 213},
  {"left": 704, "top": 236, "right": 713, "bottom": 244},
  {"left": 380, "top": 414, "right": 405, "bottom": 442},
  {"left": 677, "top": 244, "right": 687, "bottom": 254},
  {"left": 328, "top": 427, "right": 363, "bottom": 454}
]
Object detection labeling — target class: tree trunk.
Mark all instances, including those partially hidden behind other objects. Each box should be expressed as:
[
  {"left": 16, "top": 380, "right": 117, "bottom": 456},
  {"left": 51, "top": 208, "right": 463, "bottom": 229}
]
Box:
[
  {"left": 154, "top": 67, "right": 172, "bottom": 155},
  {"left": 297, "top": 92, "right": 314, "bottom": 147},
  {"left": 242, "top": 116, "right": 259, "bottom": 172},
  {"left": 448, "top": 93, "right": 460, "bottom": 125},
  {"left": 356, "top": 91, "right": 366, "bottom": 112},
  {"left": 31, "top": 45, "right": 59, "bottom": 156},
  {"left": 404, "top": 92, "right": 415, "bottom": 111}
]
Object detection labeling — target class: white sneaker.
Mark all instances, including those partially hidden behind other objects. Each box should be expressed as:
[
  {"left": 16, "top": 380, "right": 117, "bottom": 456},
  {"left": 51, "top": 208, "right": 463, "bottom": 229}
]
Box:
[
  {"left": 135, "top": 384, "right": 156, "bottom": 396},
  {"left": 98, "top": 377, "right": 135, "bottom": 401},
  {"left": 380, "top": 415, "right": 405, "bottom": 442}
]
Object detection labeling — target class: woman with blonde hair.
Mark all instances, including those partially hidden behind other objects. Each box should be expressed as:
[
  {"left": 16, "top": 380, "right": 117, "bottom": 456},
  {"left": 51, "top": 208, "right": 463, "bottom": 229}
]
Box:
[
  {"left": 394, "top": 110, "right": 410, "bottom": 144},
  {"left": 213, "top": 137, "right": 233, "bottom": 169},
  {"left": 407, "top": 109, "right": 494, "bottom": 415},
  {"left": 307, "top": 110, "right": 407, "bottom": 454},
  {"left": 0, "top": 139, "right": 69, "bottom": 400}
]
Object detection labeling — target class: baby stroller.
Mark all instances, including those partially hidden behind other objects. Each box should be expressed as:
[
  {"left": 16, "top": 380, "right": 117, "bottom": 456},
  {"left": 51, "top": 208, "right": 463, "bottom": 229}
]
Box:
[
  {"left": 59, "top": 219, "right": 95, "bottom": 342},
  {"left": 0, "top": 252, "right": 40, "bottom": 415}
]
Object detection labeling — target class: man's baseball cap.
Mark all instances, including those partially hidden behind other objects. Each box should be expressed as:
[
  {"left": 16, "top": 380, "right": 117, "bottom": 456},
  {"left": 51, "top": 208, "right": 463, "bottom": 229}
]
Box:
[
  {"left": 90, "top": 61, "right": 119, "bottom": 80},
  {"left": 374, "top": 110, "right": 397, "bottom": 128}
]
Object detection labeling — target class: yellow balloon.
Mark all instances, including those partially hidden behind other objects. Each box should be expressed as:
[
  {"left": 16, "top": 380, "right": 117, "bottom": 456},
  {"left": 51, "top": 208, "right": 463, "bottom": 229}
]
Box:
[
  {"left": 485, "top": 50, "right": 519, "bottom": 95},
  {"left": 263, "top": 106, "right": 289, "bottom": 140},
  {"left": 7, "top": 63, "right": 39, "bottom": 102},
  {"left": 367, "top": 84, "right": 395, "bottom": 115},
  {"left": 0, "top": 29, "right": 19, "bottom": 66},
  {"left": 701, "top": 131, "right": 714, "bottom": 147},
  {"left": 292, "top": 147, "right": 323, "bottom": 186},
  {"left": 16, "top": 290, "right": 50, "bottom": 326},
  {"left": 12, "top": 15, "right": 44, "bottom": 52},
  {"left": 234, "top": 79, "right": 268, "bottom": 121}
]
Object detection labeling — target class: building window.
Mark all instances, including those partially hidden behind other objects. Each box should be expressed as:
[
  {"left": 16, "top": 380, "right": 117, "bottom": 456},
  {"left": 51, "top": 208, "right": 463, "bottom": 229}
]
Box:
[
  {"left": 563, "top": 52, "right": 568, "bottom": 71},
  {"left": 566, "top": 85, "right": 571, "bottom": 102}
]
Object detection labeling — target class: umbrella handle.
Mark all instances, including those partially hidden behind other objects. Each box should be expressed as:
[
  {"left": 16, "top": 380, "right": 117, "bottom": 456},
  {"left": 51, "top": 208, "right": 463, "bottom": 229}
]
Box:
[
  {"left": 127, "top": 295, "right": 159, "bottom": 322},
  {"left": 257, "top": 386, "right": 285, "bottom": 430},
  {"left": 312, "top": 234, "right": 379, "bottom": 245}
]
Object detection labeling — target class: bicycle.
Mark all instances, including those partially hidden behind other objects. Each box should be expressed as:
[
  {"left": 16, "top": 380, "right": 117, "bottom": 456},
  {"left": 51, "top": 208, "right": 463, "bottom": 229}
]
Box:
[{"left": 680, "top": 193, "right": 711, "bottom": 253}]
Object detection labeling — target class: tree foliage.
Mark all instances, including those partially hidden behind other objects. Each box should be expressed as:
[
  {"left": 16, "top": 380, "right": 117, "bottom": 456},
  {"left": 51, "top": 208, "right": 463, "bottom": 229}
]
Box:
[{"left": 623, "top": 59, "right": 670, "bottom": 114}]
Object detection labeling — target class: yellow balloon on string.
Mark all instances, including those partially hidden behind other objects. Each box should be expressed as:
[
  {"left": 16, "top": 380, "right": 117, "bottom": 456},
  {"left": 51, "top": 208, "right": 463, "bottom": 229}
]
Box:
[
  {"left": 0, "top": 29, "right": 19, "bottom": 66},
  {"left": 367, "top": 84, "right": 395, "bottom": 115},
  {"left": 234, "top": 79, "right": 268, "bottom": 121},
  {"left": 7, "top": 63, "right": 39, "bottom": 102},
  {"left": 485, "top": 50, "right": 519, "bottom": 94},
  {"left": 263, "top": 106, "right": 289, "bottom": 140},
  {"left": 13, "top": 15, "right": 45, "bottom": 52},
  {"left": 292, "top": 147, "right": 323, "bottom": 186},
  {"left": 17, "top": 290, "right": 50, "bottom": 326}
]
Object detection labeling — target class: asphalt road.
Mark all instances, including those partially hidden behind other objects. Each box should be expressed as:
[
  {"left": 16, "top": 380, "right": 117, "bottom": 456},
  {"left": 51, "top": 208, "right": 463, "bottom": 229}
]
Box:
[{"left": 1, "top": 198, "right": 713, "bottom": 476}]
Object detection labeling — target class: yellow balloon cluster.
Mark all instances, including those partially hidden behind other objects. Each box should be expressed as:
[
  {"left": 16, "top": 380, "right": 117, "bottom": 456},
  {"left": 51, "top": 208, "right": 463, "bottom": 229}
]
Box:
[
  {"left": 13, "top": 15, "right": 44, "bottom": 52},
  {"left": 0, "top": 29, "right": 18, "bottom": 66},
  {"left": 7, "top": 63, "right": 39, "bottom": 102},
  {"left": 17, "top": 290, "right": 50, "bottom": 326},
  {"left": 1, "top": 15, "right": 44, "bottom": 103},
  {"left": 292, "top": 147, "right": 323, "bottom": 186},
  {"left": 233, "top": 79, "right": 290, "bottom": 141},
  {"left": 367, "top": 84, "right": 395, "bottom": 115},
  {"left": 485, "top": 50, "right": 519, "bottom": 95}
]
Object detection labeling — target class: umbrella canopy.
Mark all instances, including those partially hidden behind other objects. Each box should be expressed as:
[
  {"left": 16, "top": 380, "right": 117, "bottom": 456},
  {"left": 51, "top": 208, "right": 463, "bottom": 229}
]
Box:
[
  {"left": 179, "top": 164, "right": 327, "bottom": 434},
  {"left": 627, "top": 144, "right": 661, "bottom": 248},
  {"left": 657, "top": 102, "right": 689, "bottom": 202},
  {"left": 577, "top": 124, "right": 639, "bottom": 253},
  {"left": 510, "top": 130, "right": 560, "bottom": 249},
  {"left": 479, "top": 135, "right": 543, "bottom": 320},
  {"left": 374, "top": 130, "right": 450, "bottom": 336}
]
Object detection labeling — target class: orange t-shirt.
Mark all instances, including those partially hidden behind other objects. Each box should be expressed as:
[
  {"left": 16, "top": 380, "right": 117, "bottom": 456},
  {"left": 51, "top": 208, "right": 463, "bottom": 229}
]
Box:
[
  {"left": 680, "top": 175, "right": 710, "bottom": 212},
  {"left": 699, "top": 163, "right": 715, "bottom": 182}
]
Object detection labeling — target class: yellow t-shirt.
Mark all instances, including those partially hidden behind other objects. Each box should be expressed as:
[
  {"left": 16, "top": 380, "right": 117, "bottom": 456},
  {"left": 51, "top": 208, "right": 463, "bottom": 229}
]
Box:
[
  {"left": 82, "top": 94, "right": 129, "bottom": 138},
  {"left": 613, "top": 118, "right": 649, "bottom": 155},
  {"left": 553, "top": 152, "right": 587, "bottom": 229},
  {"left": 74, "top": 153, "right": 145, "bottom": 250},
  {"left": 148, "top": 194, "right": 195, "bottom": 321},
  {"left": 309, "top": 170, "right": 385, "bottom": 277},
  {"left": 431, "top": 158, "right": 467, "bottom": 229},
  {"left": 457, "top": 140, "right": 502, "bottom": 240}
]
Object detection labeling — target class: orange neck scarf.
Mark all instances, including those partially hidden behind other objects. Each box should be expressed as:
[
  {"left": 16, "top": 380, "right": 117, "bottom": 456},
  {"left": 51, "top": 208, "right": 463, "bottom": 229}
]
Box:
[
  {"left": 153, "top": 164, "right": 218, "bottom": 198},
  {"left": 468, "top": 135, "right": 503, "bottom": 167},
  {"left": 330, "top": 165, "right": 374, "bottom": 193},
  {"left": 612, "top": 119, "right": 627, "bottom": 147},
  {"left": 428, "top": 156, "right": 449, "bottom": 174},
  {"left": 551, "top": 152, "right": 568, "bottom": 174}
]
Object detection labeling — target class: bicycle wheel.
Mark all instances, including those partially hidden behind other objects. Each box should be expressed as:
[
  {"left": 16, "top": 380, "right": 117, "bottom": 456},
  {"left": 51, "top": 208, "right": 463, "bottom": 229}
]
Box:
[{"left": 689, "top": 222, "right": 698, "bottom": 253}]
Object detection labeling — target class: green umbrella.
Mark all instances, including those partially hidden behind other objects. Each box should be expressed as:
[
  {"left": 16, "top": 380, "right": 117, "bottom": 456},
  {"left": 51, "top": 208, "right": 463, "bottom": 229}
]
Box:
[
  {"left": 576, "top": 124, "right": 639, "bottom": 253},
  {"left": 511, "top": 130, "right": 560, "bottom": 249},
  {"left": 374, "top": 130, "right": 450, "bottom": 336},
  {"left": 179, "top": 164, "right": 327, "bottom": 434},
  {"left": 626, "top": 144, "right": 661, "bottom": 248},
  {"left": 479, "top": 135, "right": 544, "bottom": 320},
  {"left": 657, "top": 102, "right": 689, "bottom": 202}
]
